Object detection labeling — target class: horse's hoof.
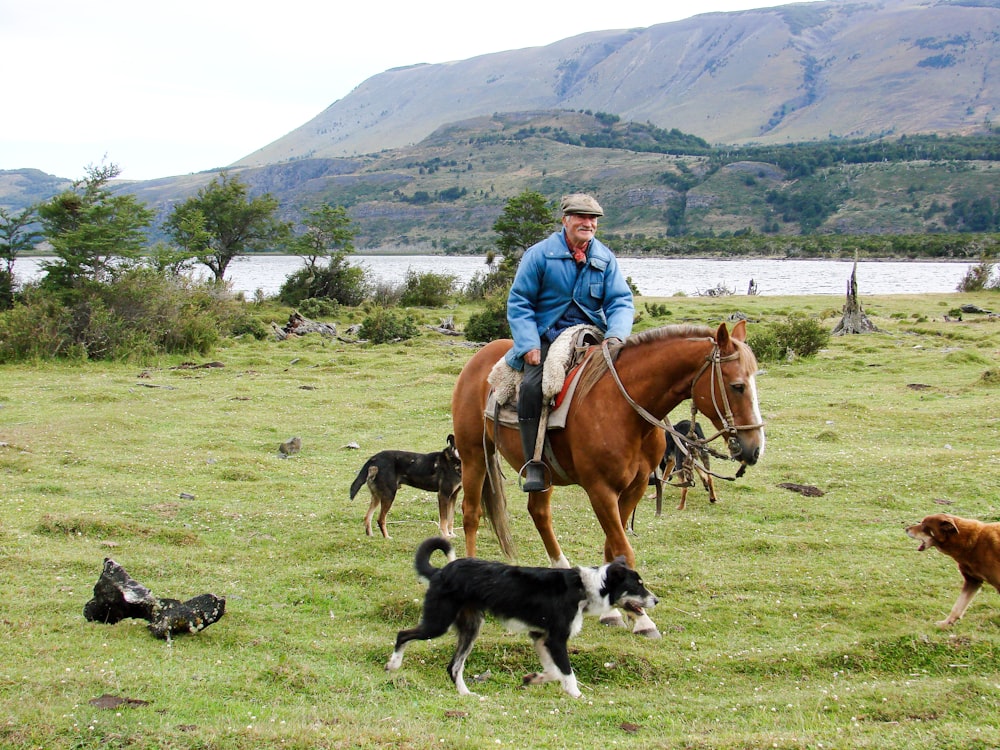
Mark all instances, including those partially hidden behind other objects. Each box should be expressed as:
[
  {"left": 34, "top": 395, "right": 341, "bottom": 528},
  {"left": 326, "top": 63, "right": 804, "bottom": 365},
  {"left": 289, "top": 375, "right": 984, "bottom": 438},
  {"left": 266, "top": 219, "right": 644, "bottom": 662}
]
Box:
[
  {"left": 600, "top": 614, "right": 627, "bottom": 628},
  {"left": 635, "top": 627, "right": 662, "bottom": 639}
]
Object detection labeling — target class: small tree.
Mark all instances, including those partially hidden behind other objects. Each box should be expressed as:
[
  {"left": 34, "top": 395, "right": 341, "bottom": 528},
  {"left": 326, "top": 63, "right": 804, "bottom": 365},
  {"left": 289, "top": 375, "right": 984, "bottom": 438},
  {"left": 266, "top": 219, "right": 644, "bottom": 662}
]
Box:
[
  {"left": 491, "top": 190, "right": 557, "bottom": 285},
  {"left": 293, "top": 204, "right": 354, "bottom": 270},
  {"left": 164, "top": 172, "right": 289, "bottom": 282},
  {"left": 279, "top": 204, "right": 369, "bottom": 306},
  {"left": 0, "top": 206, "right": 41, "bottom": 274},
  {"left": 461, "top": 191, "right": 556, "bottom": 339},
  {"left": 0, "top": 206, "right": 41, "bottom": 310},
  {"left": 36, "top": 162, "right": 154, "bottom": 290}
]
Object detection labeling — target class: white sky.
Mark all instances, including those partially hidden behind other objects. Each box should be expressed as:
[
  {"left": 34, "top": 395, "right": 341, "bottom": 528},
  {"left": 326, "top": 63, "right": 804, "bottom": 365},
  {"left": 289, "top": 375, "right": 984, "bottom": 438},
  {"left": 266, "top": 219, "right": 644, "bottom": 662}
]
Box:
[{"left": 1, "top": 0, "right": 774, "bottom": 181}]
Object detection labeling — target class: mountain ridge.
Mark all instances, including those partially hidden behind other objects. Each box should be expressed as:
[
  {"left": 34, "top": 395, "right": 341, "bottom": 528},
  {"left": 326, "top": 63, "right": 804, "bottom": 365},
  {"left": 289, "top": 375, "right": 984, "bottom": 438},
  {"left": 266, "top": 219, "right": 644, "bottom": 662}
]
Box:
[{"left": 237, "top": 0, "right": 1000, "bottom": 168}]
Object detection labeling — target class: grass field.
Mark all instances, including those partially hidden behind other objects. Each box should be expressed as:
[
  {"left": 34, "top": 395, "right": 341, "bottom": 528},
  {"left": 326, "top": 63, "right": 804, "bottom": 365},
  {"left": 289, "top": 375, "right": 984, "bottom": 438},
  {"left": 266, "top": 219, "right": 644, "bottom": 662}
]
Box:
[{"left": 1, "top": 290, "right": 999, "bottom": 749}]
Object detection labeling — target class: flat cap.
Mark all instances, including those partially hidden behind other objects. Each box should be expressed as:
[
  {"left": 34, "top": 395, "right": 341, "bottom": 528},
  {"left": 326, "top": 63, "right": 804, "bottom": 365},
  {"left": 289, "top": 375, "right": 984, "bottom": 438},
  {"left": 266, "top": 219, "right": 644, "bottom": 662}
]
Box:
[{"left": 560, "top": 193, "right": 604, "bottom": 217}]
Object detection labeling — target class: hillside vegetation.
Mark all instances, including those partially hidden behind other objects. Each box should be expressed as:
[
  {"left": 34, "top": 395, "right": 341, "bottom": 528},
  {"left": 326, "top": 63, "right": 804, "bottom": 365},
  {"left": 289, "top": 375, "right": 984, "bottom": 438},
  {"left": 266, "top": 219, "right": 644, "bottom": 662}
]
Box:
[{"left": 3, "top": 113, "right": 999, "bottom": 254}]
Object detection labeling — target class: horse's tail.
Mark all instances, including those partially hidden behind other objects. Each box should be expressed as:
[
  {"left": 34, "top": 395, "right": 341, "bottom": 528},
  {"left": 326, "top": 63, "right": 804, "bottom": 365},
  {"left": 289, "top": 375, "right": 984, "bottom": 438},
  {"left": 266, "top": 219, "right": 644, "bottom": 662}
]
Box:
[
  {"left": 348, "top": 461, "right": 373, "bottom": 500},
  {"left": 413, "top": 536, "right": 455, "bottom": 583},
  {"left": 481, "top": 449, "right": 516, "bottom": 559}
]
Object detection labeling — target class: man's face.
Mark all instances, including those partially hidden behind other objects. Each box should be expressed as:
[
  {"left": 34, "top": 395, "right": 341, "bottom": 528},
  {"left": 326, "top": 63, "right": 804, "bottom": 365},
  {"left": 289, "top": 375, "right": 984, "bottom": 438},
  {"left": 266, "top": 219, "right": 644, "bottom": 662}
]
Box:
[{"left": 562, "top": 213, "right": 599, "bottom": 248}]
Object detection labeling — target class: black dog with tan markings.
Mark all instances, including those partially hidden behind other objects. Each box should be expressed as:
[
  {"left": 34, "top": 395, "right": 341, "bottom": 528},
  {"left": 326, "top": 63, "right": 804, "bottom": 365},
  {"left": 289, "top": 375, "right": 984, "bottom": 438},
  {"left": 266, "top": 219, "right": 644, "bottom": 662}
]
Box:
[
  {"left": 385, "top": 537, "right": 658, "bottom": 697},
  {"left": 349, "top": 435, "right": 461, "bottom": 539}
]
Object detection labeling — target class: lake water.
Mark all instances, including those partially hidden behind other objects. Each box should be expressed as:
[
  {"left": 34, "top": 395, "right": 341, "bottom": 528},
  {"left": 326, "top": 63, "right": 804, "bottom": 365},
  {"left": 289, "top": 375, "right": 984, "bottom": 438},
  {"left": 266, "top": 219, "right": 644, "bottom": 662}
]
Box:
[{"left": 16, "top": 255, "right": 976, "bottom": 298}]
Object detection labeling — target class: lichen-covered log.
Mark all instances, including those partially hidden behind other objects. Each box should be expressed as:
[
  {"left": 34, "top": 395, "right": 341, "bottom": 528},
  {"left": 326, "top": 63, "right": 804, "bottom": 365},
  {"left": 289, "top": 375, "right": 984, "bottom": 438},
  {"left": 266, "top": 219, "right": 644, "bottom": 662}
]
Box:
[{"left": 147, "top": 594, "right": 227, "bottom": 639}]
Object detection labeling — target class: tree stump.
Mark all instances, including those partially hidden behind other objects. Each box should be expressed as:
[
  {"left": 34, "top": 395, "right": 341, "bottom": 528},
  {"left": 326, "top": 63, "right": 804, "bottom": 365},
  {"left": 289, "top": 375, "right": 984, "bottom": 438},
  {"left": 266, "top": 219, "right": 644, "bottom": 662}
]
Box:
[
  {"left": 832, "top": 261, "right": 882, "bottom": 335},
  {"left": 83, "top": 558, "right": 226, "bottom": 639}
]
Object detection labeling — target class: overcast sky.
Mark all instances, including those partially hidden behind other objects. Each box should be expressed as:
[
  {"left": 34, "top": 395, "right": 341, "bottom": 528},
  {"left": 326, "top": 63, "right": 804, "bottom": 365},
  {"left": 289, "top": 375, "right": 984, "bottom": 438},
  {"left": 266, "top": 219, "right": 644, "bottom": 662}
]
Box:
[{"left": 1, "top": 0, "right": 778, "bottom": 181}]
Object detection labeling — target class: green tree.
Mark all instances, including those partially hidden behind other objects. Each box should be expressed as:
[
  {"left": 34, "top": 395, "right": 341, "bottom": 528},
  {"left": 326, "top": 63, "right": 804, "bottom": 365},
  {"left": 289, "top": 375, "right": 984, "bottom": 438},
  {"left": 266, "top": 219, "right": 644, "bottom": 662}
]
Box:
[
  {"left": 36, "top": 163, "right": 154, "bottom": 290},
  {"left": 164, "top": 172, "right": 289, "bottom": 282},
  {"left": 0, "top": 206, "right": 41, "bottom": 309},
  {"left": 0, "top": 206, "right": 40, "bottom": 274},
  {"left": 278, "top": 204, "right": 370, "bottom": 307},
  {"left": 493, "top": 190, "right": 557, "bottom": 275},
  {"left": 293, "top": 204, "right": 354, "bottom": 270}
]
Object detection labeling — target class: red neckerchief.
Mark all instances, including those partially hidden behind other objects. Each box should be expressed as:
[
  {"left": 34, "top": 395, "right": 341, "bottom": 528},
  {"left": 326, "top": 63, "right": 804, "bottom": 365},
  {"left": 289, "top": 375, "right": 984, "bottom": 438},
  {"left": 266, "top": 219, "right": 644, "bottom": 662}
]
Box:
[{"left": 571, "top": 242, "right": 589, "bottom": 264}]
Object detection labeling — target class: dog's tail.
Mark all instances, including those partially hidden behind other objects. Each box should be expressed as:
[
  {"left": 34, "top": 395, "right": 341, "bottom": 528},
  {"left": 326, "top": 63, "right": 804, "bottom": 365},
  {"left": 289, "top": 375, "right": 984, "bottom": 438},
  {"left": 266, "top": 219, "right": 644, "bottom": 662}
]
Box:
[
  {"left": 348, "top": 461, "right": 374, "bottom": 500},
  {"left": 413, "top": 536, "right": 455, "bottom": 583}
]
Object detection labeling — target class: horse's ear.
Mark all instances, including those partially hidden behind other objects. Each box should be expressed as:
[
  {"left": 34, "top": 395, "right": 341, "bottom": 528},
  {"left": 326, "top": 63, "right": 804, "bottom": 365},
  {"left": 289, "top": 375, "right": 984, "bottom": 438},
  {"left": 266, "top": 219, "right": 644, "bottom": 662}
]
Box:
[
  {"left": 716, "top": 322, "right": 731, "bottom": 350},
  {"left": 731, "top": 319, "right": 747, "bottom": 342}
]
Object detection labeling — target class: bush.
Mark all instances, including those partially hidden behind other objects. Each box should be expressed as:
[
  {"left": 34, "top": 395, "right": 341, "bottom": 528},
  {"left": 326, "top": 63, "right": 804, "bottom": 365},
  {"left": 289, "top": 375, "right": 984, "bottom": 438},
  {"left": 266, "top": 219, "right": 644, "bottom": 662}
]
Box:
[
  {"left": 0, "top": 268, "right": 13, "bottom": 311},
  {"left": 278, "top": 254, "right": 370, "bottom": 307},
  {"left": 0, "top": 268, "right": 251, "bottom": 362},
  {"left": 359, "top": 307, "right": 419, "bottom": 344},
  {"left": 957, "top": 261, "right": 996, "bottom": 292},
  {"left": 399, "top": 270, "right": 456, "bottom": 307},
  {"left": 298, "top": 297, "right": 340, "bottom": 319},
  {"left": 369, "top": 280, "right": 404, "bottom": 307},
  {"left": 747, "top": 313, "right": 830, "bottom": 362},
  {"left": 464, "top": 294, "right": 511, "bottom": 343}
]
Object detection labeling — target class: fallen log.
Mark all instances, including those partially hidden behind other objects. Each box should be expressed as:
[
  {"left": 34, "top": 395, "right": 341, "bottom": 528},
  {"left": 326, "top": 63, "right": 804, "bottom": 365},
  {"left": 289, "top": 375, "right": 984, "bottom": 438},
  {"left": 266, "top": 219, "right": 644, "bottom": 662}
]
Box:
[{"left": 83, "top": 558, "right": 225, "bottom": 639}]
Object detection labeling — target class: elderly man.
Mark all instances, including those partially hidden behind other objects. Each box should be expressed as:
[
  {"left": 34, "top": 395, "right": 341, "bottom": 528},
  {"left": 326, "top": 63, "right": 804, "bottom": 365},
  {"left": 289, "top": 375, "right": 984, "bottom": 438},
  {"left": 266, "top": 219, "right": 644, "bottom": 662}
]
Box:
[{"left": 505, "top": 193, "right": 635, "bottom": 492}]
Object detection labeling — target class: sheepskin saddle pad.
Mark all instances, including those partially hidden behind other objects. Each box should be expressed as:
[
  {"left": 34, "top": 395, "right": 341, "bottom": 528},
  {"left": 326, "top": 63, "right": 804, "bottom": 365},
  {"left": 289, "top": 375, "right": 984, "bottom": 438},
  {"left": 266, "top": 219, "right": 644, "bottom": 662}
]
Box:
[{"left": 485, "top": 325, "right": 602, "bottom": 428}]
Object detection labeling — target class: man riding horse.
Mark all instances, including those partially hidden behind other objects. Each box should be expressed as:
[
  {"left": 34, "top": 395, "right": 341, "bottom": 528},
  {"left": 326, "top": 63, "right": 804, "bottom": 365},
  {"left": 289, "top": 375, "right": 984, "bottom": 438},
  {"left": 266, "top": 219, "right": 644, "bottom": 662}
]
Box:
[{"left": 506, "top": 193, "right": 634, "bottom": 492}]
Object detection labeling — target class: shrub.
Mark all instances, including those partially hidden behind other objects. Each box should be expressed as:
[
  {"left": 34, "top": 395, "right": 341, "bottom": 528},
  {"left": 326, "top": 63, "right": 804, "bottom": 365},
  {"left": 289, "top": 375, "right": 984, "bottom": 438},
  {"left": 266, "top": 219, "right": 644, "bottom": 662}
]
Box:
[
  {"left": 0, "top": 268, "right": 251, "bottom": 362},
  {"left": 369, "top": 280, "right": 404, "bottom": 307},
  {"left": 0, "top": 268, "right": 13, "bottom": 311},
  {"left": 359, "top": 307, "right": 419, "bottom": 344},
  {"left": 298, "top": 297, "right": 340, "bottom": 319},
  {"left": 465, "top": 294, "right": 511, "bottom": 343},
  {"left": 957, "top": 261, "right": 996, "bottom": 292},
  {"left": 278, "top": 254, "right": 370, "bottom": 307},
  {"left": 399, "top": 270, "right": 456, "bottom": 307},
  {"left": 748, "top": 313, "right": 830, "bottom": 362}
]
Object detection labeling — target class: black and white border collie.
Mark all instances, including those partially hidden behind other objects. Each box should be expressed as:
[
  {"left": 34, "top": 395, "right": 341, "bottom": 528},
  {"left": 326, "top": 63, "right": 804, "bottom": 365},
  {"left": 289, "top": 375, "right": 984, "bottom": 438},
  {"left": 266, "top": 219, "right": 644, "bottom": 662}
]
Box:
[{"left": 385, "top": 537, "right": 658, "bottom": 698}]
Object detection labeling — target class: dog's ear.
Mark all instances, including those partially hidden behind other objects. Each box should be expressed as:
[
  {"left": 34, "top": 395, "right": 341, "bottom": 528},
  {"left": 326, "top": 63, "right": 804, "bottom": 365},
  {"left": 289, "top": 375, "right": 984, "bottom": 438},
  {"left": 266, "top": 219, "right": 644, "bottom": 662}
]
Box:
[
  {"left": 939, "top": 519, "right": 959, "bottom": 537},
  {"left": 447, "top": 434, "right": 456, "bottom": 447},
  {"left": 611, "top": 555, "right": 629, "bottom": 568}
]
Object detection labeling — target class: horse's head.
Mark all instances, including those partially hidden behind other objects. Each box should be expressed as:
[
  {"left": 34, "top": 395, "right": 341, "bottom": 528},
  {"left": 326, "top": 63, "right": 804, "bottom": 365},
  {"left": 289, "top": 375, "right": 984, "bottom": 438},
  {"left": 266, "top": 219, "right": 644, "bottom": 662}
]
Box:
[{"left": 690, "top": 320, "right": 766, "bottom": 467}]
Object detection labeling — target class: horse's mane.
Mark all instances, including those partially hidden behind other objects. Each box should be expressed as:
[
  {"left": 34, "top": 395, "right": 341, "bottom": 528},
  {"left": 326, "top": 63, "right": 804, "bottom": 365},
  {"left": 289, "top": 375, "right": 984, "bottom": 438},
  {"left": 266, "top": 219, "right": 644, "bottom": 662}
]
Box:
[{"left": 575, "top": 324, "right": 729, "bottom": 402}]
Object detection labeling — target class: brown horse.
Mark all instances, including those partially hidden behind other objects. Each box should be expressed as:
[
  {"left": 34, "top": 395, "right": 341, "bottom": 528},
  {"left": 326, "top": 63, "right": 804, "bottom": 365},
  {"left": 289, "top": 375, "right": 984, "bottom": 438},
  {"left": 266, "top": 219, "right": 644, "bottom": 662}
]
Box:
[{"left": 450, "top": 320, "right": 765, "bottom": 636}]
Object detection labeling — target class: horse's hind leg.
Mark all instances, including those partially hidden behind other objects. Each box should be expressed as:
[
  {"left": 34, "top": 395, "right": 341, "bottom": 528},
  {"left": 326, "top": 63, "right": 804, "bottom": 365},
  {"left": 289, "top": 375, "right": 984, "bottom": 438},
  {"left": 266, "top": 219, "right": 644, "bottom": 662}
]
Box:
[{"left": 527, "top": 490, "right": 569, "bottom": 567}]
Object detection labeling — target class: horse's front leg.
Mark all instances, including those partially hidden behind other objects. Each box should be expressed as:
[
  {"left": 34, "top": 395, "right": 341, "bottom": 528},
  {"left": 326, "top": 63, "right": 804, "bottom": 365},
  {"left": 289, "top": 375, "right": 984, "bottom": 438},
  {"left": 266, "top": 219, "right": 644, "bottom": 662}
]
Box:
[
  {"left": 593, "top": 482, "right": 662, "bottom": 639},
  {"left": 527, "top": 489, "right": 570, "bottom": 567}
]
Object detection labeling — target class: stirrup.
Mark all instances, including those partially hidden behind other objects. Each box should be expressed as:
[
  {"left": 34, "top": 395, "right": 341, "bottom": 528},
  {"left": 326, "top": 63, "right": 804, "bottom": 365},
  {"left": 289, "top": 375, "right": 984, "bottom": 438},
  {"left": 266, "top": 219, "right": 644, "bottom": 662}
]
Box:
[{"left": 519, "top": 461, "right": 550, "bottom": 492}]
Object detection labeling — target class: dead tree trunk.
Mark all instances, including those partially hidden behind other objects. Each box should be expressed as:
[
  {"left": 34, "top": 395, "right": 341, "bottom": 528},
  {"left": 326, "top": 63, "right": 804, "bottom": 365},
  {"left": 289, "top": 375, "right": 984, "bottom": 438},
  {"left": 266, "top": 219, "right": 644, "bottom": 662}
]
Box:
[{"left": 832, "top": 261, "right": 881, "bottom": 335}]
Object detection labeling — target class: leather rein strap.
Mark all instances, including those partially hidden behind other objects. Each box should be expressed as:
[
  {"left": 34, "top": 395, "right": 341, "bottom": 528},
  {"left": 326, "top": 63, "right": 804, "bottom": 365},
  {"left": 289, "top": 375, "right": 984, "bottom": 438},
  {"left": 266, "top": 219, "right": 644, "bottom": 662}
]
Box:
[{"left": 600, "top": 338, "right": 762, "bottom": 482}]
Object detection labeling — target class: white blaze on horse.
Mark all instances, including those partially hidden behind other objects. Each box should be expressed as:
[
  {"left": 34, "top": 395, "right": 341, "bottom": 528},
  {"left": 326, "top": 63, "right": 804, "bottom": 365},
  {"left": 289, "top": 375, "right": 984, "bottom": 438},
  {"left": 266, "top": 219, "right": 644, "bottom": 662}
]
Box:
[{"left": 450, "top": 321, "right": 765, "bottom": 638}]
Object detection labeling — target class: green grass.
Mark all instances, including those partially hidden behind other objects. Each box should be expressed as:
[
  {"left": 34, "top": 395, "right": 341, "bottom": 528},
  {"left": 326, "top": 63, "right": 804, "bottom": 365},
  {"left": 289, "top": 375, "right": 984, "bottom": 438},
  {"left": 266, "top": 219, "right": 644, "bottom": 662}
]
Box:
[{"left": 1, "top": 291, "right": 1000, "bottom": 748}]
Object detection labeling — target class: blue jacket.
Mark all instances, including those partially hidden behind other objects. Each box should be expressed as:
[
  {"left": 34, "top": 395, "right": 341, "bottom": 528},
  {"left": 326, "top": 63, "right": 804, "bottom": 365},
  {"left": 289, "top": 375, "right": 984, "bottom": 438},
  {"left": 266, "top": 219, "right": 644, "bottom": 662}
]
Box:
[{"left": 505, "top": 230, "right": 634, "bottom": 370}]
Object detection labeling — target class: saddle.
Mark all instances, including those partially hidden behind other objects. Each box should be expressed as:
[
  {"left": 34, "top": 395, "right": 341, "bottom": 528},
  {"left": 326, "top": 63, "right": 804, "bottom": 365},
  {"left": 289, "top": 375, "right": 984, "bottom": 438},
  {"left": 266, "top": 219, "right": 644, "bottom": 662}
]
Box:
[{"left": 485, "top": 325, "right": 602, "bottom": 430}]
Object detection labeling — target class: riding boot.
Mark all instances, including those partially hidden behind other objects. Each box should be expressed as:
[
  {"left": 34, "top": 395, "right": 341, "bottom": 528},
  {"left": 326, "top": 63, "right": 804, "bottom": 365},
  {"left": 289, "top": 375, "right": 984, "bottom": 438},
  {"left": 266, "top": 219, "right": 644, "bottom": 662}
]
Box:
[{"left": 518, "top": 418, "right": 547, "bottom": 492}]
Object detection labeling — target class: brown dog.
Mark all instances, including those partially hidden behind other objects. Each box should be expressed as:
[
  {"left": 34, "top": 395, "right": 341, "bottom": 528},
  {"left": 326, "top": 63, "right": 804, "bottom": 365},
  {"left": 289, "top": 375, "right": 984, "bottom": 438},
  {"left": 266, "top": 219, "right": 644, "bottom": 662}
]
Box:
[{"left": 906, "top": 513, "right": 1000, "bottom": 627}]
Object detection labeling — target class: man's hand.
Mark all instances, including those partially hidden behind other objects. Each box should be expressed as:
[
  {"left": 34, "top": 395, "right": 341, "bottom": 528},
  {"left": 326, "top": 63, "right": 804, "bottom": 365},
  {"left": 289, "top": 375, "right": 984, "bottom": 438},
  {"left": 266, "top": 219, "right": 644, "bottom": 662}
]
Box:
[{"left": 525, "top": 348, "right": 541, "bottom": 366}]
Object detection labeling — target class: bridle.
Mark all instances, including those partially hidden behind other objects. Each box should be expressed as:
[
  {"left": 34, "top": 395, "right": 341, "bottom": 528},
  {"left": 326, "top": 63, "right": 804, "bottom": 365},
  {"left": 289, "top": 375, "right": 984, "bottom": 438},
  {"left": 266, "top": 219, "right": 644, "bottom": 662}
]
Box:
[{"left": 600, "top": 337, "right": 765, "bottom": 481}]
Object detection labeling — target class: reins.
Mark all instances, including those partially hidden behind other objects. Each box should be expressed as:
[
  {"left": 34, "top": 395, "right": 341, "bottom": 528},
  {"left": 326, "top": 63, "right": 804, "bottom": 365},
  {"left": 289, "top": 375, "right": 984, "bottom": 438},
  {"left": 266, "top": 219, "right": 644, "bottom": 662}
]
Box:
[{"left": 600, "top": 337, "right": 763, "bottom": 482}]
